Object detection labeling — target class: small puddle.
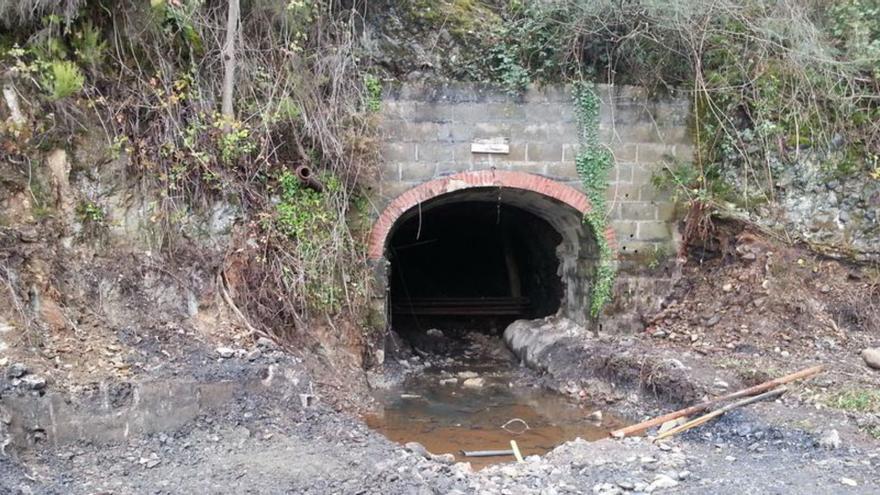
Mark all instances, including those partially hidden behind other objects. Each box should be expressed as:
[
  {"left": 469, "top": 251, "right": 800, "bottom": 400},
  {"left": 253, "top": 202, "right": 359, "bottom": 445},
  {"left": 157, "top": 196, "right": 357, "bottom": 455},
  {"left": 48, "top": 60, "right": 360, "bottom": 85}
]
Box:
[{"left": 365, "top": 366, "right": 628, "bottom": 469}]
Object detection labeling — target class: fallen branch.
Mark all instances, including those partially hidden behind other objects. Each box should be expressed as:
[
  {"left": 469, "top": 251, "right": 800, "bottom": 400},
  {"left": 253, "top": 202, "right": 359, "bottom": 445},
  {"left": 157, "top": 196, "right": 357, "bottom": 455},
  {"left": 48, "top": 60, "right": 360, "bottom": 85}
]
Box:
[
  {"left": 610, "top": 364, "right": 824, "bottom": 438},
  {"left": 654, "top": 387, "right": 787, "bottom": 441}
]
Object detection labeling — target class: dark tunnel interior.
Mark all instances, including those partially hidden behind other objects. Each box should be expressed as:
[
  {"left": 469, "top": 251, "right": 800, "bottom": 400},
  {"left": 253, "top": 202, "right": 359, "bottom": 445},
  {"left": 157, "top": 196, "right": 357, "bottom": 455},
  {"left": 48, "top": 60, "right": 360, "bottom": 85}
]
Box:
[{"left": 389, "top": 201, "right": 564, "bottom": 339}]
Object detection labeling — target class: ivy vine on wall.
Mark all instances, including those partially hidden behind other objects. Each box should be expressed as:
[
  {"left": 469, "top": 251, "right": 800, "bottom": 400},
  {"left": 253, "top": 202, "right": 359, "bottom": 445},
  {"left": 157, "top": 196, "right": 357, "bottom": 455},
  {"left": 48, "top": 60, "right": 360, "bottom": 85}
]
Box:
[{"left": 573, "top": 81, "right": 617, "bottom": 321}]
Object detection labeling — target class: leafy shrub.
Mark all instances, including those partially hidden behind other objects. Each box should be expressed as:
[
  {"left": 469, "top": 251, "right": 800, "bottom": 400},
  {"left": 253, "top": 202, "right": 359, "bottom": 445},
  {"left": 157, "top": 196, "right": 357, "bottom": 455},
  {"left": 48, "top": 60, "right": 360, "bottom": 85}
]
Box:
[{"left": 42, "top": 60, "right": 84, "bottom": 99}]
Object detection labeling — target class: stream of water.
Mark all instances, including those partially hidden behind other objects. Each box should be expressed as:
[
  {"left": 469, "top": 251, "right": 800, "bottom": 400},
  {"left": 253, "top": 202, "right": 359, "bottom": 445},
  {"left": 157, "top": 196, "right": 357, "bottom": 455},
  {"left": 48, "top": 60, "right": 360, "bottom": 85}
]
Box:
[{"left": 365, "top": 358, "right": 627, "bottom": 469}]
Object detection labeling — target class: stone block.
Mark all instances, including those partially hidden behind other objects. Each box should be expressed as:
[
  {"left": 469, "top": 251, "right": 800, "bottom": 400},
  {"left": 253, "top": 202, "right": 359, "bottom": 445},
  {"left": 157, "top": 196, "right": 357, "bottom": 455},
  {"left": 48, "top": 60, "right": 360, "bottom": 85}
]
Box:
[
  {"left": 415, "top": 143, "right": 454, "bottom": 163},
  {"left": 610, "top": 143, "right": 638, "bottom": 162},
  {"left": 380, "top": 142, "right": 416, "bottom": 162},
  {"left": 656, "top": 126, "right": 691, "bottom": 145},
  {"left": 615, "top": 164, "right": 634, "bottom": 184},
  {"left": 607, "top": 105, "right": 652, "bottom": 126},
  {"left": 409, "top": 102, "right": 454, "bottom": 123},
  {"left": 606, "top": 184, "right": 641, "bottom": 204},
  {"left": 650, "top": 102, "right": 690, "bottom": 127},
  {"left": 453, "top": 102, "right": 525, "bottom": 122},
  {"left": 381, "top": 122, "right": 444, "bottom": 142},
  {"left": 655, "top": 202, "right": 678, "bottom": 221},
  {"left": 613, "top": 123, "right": 664, "bottom": 144},
  {"left": 400, "top": 162, "right": 437, "bottom": 181},
  {"left": 637, "top": 143, "right": 676, "bottom": 163},
  {"left": 610, "top": 220, "right": 638, "bottom": 241},
  {"left": 561, "top": 143, "right": 582, "bottom": 162},
  {"left": 436, "top": 162, "right": 471, "bottom": 176},
  {"left": 620, "top": 202, "right": 657, "bottom": 220},
  {"left": 526, "top": 143, "right": 563, "bottom": 162},
  {"left": 497, "top": 162, "right": 548, "bottom": 175},
  {"left": 639, "top": 185, "right": 672, "bottom": 202},
  {"left": 444, "top": 124, "right": 474, "bottom": 142},
  {"left": 473, "top": 122, "right": 512, "bottom": 139},
  {"left": 673, "top": 144, "right": 696, "bottom": 161},
  {"left": 524, "top": 103, "right": 576, "bottom": 123},
  {"left": 637, "top": 221, "right": 672, "bottom": 241},
  {"left": 379, "top": 181, "right": 420, "bottom": 205},
  {"left": 545, "top": 161, "right": 578, "bottom": 178},
  {"left": 378, "top": 161, "right": 400, "bottom": 180},
  {"left": 630, "top": 164, "right": 658, "bottom": 185}
]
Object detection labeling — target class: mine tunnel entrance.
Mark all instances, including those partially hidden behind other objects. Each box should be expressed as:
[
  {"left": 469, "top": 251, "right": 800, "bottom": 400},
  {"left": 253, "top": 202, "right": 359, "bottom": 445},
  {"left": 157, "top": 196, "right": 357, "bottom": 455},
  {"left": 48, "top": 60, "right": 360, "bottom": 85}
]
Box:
[
  {"left": 384, "top": 183, "right": 599, "bottom": 354},
  {"left": 389, "top": 200, "right": 564, "bottom": 340}
]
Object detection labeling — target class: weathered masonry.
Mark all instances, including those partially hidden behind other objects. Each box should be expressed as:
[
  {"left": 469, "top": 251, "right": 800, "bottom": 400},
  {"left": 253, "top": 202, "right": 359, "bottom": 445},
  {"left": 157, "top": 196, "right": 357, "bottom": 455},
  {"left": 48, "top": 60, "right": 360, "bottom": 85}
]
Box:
[{"left": 368, "top": 83, "right": 692, "bottom": 335}]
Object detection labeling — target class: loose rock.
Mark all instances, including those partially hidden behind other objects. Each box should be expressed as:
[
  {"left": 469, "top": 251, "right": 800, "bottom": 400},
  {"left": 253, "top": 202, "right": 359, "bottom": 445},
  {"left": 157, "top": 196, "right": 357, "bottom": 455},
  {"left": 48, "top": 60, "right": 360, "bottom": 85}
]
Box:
[
  {"left": 861, "top": 348, "right": 880, "bottom": 370},
  {"left": 216, "top": 347, "right": 235, "bottom": 359},
  {"left": 462, "top": 377, "right": 485, "bottom": 389},
  {"left": 818, "top": 429, "right": 841, "bottom": 450}
]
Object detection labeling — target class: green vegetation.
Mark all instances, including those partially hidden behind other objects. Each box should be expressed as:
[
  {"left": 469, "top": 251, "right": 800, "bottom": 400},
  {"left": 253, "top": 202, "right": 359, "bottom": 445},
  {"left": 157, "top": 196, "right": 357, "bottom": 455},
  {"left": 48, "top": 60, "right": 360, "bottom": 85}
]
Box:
[
  {"left": 0, "top": 1, "right": 377, "bottom": 341},
  {"left": 827, "top": 389, "right": 880, "bottom": 413},
  {"left": 76, "top": 201, "right": 105, "bottom": 224},
  {"left": 364, "top": 74, "right": 382, "bottom": 113},
  {"left": 573, "top": 82, "right": 616, "bottom": 319}
]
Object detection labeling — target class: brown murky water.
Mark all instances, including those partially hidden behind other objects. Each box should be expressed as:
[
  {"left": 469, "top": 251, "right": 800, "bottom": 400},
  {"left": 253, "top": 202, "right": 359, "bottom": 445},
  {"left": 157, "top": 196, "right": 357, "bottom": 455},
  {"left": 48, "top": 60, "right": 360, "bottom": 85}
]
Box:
[{"left": 365, "top": 368, "right": 628, "bottom": 469}]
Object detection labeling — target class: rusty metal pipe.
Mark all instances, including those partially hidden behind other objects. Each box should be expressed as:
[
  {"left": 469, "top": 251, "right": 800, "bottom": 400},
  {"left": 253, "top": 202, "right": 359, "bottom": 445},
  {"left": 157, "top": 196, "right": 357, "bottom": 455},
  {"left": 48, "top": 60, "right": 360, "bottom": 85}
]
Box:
[{"left": 295, "top": 165, "right": 324, "bottom": 193}]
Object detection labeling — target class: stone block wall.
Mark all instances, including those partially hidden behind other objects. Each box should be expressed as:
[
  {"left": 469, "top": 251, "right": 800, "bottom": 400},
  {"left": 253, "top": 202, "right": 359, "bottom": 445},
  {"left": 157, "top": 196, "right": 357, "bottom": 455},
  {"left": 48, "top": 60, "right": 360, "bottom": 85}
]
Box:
[{"left": 374, "top": 83, "right": 692, "bottom": 257}]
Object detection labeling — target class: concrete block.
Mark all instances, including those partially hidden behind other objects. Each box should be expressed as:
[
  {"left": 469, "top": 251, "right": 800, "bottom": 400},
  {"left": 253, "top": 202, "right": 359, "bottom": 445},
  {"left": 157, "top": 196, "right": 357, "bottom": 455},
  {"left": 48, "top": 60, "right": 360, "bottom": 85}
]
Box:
[
  {"left": 381, "top": 122, "right": 442, "bottom": 142},
  {"left": 545, "top": 161, "right": 578, "bottom": 178},
  {"left": 409, "top": 102, "right": 454, "bottom": 123},
  {"left": 400, "top": 162, "right": 437, "bottom": 181},
  {"left": 610, "top": 220, "right": 638, "bottom": 241},
  {"left": 378, "top": 161, "right": 400, "bottom": 181},
  {"left": 380, "top": 142, "right": 416, "bottom": 162},
  {"left": 656, "top": 126, "right": 691, "bottom": 145},
  {"left": 606, "top": 105, "right": 652, "bottom": 126},
  {"left": 606, "top": 184, "right": 641, "bottom": 204},
  {"left": 561, "top": 143, "right": 582, "bottom": 162},
  {"left": 613, "top": 123, "right": 664, "bottom": 144},
  {"left": 380, "top": 100, "right": 416, "bottom": 121},
  {"left": 615, "top": 164, "right": 634, "bottom": 184},
  {"left": 630, "top": 164, "right": 658, "bottom": 185},
  {"left": 639, "top": 185, "right": 672, "bottom": 202},
  {"left": 672, "top": 143, "right": 696, "bottom": 161},
  {"left": 637, "top": 221, "right": 672, "bottom": 241},
  {"left": 526, "top": 143, "right": 563, "bottom": 162},
  {"left": 473, "top": 122, "right": 512, "bottom": 139},
  {"left": 524, "top": 103, "right": 576, "bottom": 123},
  {"left": 436, "top": 161, "right": 471, "bottom": 176},
  {"left": 637, "top": 143, "right": 676, "bottom": 163},
  {"left": 453, "top": 103, "right": 525, "bottom": 122},
  {"left": 651, "top": 102, "right": 690, "bottom": 127},
  {"left": 655, "top": 202, "right": 678, "bottom": 221},
  {"left": 379, "top": 181, "right": 420, "bottom": 205},
  {"left": 620, "top": 202, "right": 657, "bottom": 220},
  {"left": 618, "top": 240, "right": 657, "bottom": 256},
  {"left": 444, "top": 123, "right": 474, "bottom": 142},
  {"left": 497, "top": 162, "right": 548, "bottom": 175},
  {"left": 609, "top": 143, "right": 638, "bottom": 162},
  {"left": 415, "top": 143, "right": 454, "bottom": 163}
]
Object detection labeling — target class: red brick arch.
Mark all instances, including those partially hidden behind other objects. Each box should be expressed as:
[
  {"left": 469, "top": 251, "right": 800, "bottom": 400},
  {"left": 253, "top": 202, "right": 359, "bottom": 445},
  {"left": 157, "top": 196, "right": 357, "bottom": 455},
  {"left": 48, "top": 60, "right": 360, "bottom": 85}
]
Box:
[{"left": 368, "top": 170, "right": 615, "bottom": 260}]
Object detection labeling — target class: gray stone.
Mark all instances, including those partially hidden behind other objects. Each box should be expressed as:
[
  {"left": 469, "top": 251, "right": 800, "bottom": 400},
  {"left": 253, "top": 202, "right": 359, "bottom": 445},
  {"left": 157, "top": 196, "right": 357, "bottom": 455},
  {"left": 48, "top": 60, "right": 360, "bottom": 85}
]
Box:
[
  {"left": 861, "top": 348, "right": 880, "bottom": 370},
  {"left": 647, "top": 474, "right": 679, "bottom": 492},
  {"left": 6, "top": 363, "right": 27, "bottom": 379},
  {"left": 20, "top": 375, "right": 46, "bottom": 390},
  {"left": 818, "top": 429, "right": 841, "bottom": 449},
  {"left": 215, "top": 347, "right": 235, "bottom": 359},
  {"left": 404, "top": 441, "right": 431, "bottom": 459},
  {"left": 462, "top": 377, "right": 485, "bottom": 389}
]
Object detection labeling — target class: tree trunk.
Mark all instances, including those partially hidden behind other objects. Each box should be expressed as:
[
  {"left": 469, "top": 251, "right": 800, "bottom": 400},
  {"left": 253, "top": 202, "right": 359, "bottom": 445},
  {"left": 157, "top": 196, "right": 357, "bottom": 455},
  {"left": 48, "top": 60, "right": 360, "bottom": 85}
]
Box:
[{"left": 221, "top": 0, "right": 240, "bottom": 130}]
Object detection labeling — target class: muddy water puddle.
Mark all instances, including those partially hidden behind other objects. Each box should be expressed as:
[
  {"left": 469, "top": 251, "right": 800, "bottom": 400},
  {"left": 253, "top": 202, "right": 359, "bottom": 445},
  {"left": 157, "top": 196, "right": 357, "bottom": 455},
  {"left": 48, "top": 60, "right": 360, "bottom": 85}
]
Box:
[{"left": 365, "top": 368, "right": 627, "bottom": 469}]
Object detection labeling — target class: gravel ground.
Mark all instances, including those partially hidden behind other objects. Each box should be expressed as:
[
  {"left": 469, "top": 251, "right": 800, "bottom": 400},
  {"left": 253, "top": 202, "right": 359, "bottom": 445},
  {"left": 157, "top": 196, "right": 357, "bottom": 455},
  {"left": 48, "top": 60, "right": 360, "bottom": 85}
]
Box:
[{"left": 2, "top": 349, "right": 878, "bottom": 495}]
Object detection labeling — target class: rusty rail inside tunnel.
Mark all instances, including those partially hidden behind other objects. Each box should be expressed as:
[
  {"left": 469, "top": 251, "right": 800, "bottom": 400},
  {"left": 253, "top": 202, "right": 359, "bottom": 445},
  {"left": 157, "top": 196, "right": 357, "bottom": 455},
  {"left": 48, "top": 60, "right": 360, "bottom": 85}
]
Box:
[{"left": 391, "top": 297, "right": 531, "bottom": 316}]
